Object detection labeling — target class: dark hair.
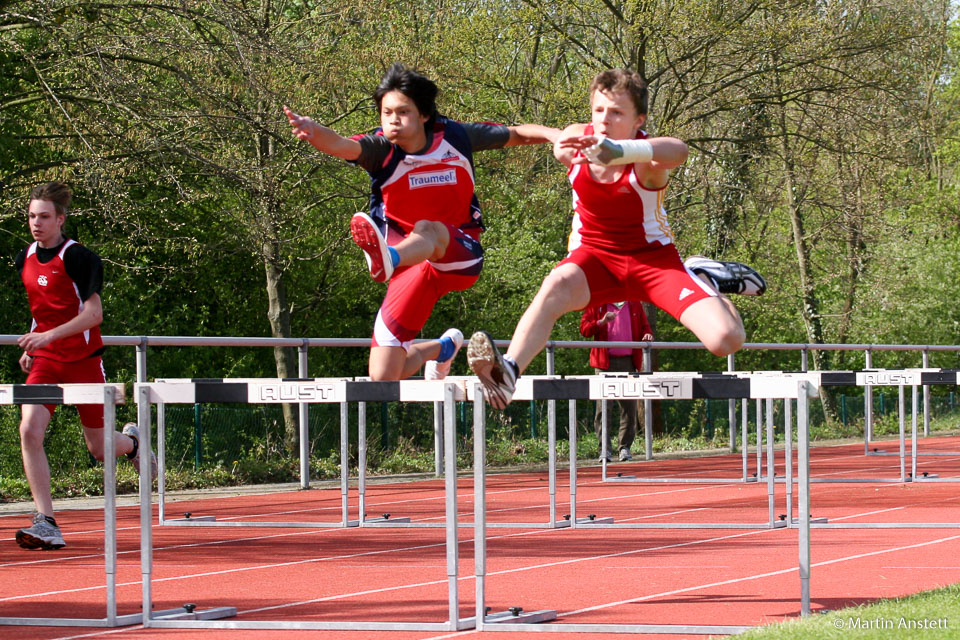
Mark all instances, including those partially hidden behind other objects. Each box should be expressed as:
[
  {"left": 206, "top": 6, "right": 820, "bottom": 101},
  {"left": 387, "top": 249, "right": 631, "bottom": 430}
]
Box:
[
  {"left": 590, "top": 69, "right": 648, "bottom": 116},
  {"left": 29, "top": 181, "right": 72, "bottom": 216},
  {"left": 373, "top": 63, "right": 438, "bottom": 120}
]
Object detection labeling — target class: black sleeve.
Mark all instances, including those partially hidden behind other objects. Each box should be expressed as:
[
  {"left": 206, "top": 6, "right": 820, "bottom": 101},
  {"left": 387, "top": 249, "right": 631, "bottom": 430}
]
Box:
[
  {"left": 461, "top": 122, "right": 511, "bottom": 151},
  {"left": 14, "top": 249, "right": 26, "bottom": 274},
  {"left": 63, "top": 244, "right": 104, "bottom": 302},
  {"left": 353, "top": 134, "right": 394, "bottom": 173}
]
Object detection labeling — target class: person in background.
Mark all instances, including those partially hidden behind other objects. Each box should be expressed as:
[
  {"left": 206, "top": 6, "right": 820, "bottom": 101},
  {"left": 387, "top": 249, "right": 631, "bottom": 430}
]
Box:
[{"left": 580, "top": 301, "right": 653, "bottom": 462}]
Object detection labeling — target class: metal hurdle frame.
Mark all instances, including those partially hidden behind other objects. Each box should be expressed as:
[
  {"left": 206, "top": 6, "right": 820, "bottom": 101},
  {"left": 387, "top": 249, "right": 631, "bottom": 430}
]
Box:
[
  {"left": 471, "top": 374, "right": 818, "bottom": 634},
  {"left": 794, "top": 371, "right": 960, "bottom": 617},
  {"left": 362, "top": 376, "right": 573, "bottom": 530},
  {"left": 147, "top": 377, "right": 359, "bottom": 528},
  {"left": 0, "top": 383, "right": 208, "bottom": 628},
  {"left": 135, "top": 378, "right": 513, "bottom": 632},
  {"left": 570, "top": 371, "right": 808, "bottom": 530}
]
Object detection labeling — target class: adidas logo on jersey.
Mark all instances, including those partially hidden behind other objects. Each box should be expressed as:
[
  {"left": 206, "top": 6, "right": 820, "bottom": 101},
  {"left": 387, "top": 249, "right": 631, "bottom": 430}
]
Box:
[{"left": 679, "top": 287, "right": 694, "bottom": 300}]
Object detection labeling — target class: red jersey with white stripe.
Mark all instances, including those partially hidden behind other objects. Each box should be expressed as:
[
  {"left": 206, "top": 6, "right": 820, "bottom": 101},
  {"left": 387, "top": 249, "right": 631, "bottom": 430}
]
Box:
[
  {"left": 20, "top": 239, "right": 103, "bottom": 362},
  {"left": 567, "top": 124, "right": 675, "bottom": 253}
]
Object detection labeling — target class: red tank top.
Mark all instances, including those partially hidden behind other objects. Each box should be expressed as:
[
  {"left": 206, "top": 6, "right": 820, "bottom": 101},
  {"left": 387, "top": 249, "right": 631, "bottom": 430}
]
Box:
[
  {"left": 567, "top": 124, "right": 674, "bottom": 253},
  {"left": 21, "top": 239, "right": 103, "bottom": 362}
]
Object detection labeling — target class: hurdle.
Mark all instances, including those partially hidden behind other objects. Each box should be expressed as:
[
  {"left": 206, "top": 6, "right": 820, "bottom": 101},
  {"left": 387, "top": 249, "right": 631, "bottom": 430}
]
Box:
[
  {"left": 146, "top": 377, "right": 360, "bottom": 528},
  {"left": 794, "top": 371, "right": 960, "bottom": 617},
  {"left": 566, "top": 372, "right": 816, "bottom": 529},
  {"left": 470, "top": 374, "right": 818, "bottom": 634},
  {"left": 597, "top": 372, "right": 779, "bottom": 485},
  {"left": 0, "top": 383, "right": 216, "bottom": 628},
  {"left": 135, "top": 378, "right": 528, "bottom": 632}
]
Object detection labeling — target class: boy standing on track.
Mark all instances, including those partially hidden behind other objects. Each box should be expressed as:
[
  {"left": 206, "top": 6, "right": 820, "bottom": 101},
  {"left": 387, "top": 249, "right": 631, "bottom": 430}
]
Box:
[
  {"left": 14, "top": 181, "right": 155, "bottom": 550},
  {"left": 468, "top": 69, "right": 765, "bottom": 408},
  {"left": 285, "top": 63, "right": 558, "bottom": 381}
]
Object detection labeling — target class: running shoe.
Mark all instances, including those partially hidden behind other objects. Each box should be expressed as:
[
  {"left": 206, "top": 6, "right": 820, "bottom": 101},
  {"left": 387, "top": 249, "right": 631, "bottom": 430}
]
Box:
[
  {"left": 684, "top": 256, "right": 767, "bottom": 296},
  {"left": 350, "top": 212, "right": 394, "bottom": 282},
  {"left": 619, "top": 447, "right": 633, "bottom": 462},
  {"left": 467, "top": 331, "right": 516, "bottom": 409},
  {"left": 123, "top": 422, "right": 158, "bottom": 478},
  {"left": 424, "top": 328, "right": 464, "bottom": 381},
  {"left": 16, "top": 512, "right": 65, "bottom": 550}
]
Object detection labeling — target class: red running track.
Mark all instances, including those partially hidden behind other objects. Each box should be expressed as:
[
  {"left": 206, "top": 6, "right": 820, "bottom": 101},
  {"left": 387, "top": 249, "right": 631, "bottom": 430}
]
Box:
[{"left": 3, "top": 435, "right": 960, "bottom": 640}]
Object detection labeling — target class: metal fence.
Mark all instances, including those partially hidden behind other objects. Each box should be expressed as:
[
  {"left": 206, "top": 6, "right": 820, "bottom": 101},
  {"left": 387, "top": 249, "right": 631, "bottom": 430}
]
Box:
[{"left": 2, "top": 335, "right": 960, "bottom": 477}]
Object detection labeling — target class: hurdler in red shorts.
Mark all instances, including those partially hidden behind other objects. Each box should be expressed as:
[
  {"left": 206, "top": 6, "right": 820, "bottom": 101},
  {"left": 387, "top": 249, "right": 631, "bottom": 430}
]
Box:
[
  {"left": 468, "top": 69, "right": 766, "bottom": 409},
  {"left": 14, "top": 181, "right": 154, "bottom": 551},
  {"left": 286, "top": 63, "right": 558, "bottom": 380}
]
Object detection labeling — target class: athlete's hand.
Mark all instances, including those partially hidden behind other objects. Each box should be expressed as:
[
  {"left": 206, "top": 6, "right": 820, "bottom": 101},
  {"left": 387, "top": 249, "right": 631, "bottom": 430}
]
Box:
[
  {"left": 284, "top": 106, "right": 318, "bottom": 143},
  {"left": 641, "top": 333, "right": 654, "bottom": 342},
  {"left": 19, "top": 352, "right": 32, "bottom": 374},
  {"left": 18, "top": 331, "right": 53, "bottom": 353},
  {"left": 559, "top": 135, "right": 625, "bottom": 166}
]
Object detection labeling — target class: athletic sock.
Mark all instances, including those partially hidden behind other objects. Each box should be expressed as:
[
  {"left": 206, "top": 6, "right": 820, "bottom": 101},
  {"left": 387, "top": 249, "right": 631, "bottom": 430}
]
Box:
[
  {"left": 436, "top": 335, "right": 457, "bottom": 363},
  {"left": 387, "top": 246, "right": 400, "bottom": 269},
  {"left": 503, "top": 355, "right": 520, "bottom": 379}
]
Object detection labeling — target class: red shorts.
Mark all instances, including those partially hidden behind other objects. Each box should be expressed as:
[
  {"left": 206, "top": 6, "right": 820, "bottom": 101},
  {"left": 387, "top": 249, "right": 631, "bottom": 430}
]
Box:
[
  {"left": 25, "top": 355, "right": 107, "bottom": 429},
  {"left": 373, "top": 224, "right": 483, "bottom": 349},
  {"left": 558, "top": 242, "right": 716, "bottom": 320}
]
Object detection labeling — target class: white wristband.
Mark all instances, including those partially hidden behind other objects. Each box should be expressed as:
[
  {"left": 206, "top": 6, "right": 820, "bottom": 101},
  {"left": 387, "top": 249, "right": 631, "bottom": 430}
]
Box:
[{"left": 583, "top": 136, "right": 654, "bottom": 166}]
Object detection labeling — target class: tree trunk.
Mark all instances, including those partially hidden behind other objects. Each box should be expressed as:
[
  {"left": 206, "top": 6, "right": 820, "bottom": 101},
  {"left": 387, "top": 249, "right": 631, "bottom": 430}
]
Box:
[
  {"left": 263, "top": 234, "right": 299, "bottom": 453},
  {"left": 778, "top": 108, "right": 839, "bottom": 425}
]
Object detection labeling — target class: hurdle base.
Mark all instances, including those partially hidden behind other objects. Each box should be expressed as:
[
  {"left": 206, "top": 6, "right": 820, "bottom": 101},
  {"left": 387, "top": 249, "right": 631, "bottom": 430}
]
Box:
[
  {"left": 153, "top": 606, "right": 238, "bottom": 622},
  {"left": 790, "top": 516, "right": 829, "bottom": 525},
  {"left": 363, "top": 515, "right": 412, "bottom": 525},
  {"left": 478, "top": 609, "right": 558, "bottom": 625},
  {"left": 169, "top": 515, "right": 217, "bottom": 522},
  {"left": 575, "top": 516, "right": 615, "bottom": 525},
  {"left": 910, "top": 472, "right": 940, "bottom": 480}
]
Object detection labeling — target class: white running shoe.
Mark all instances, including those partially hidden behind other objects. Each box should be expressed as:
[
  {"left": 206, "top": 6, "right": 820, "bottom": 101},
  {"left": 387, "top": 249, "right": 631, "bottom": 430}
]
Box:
[
  {"left": 684, "top": 255, "right": 766, "bottom": 296},
  {"left": 619, "top": 447, "right": 633, "bottom": 462},
  {"left": 467, "top": 331, "right": 517, "bottom": 409},
  {"left": 123, "top": 422, "right": 158, "bottom": 478},
  {"left": 16, "top": 513, "right": 65, "bottom": 550},
  {"left": 350, "top": 212, "right": 394, "bottom": 282},
  {"left": 424, "top": 328, "right": 464, "bottom": 381}
]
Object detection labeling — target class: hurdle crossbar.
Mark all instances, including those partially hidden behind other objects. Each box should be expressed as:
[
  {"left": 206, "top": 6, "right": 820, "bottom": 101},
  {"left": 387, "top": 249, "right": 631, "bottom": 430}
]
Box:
[{"left": 136, "top": 379, "right": 484, "bottom": 632}]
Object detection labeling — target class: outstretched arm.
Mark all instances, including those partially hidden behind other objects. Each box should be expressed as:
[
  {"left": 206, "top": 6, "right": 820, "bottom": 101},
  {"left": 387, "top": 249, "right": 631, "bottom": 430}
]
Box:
[
  {"left": 559, "top": 134, "right": 688, "bottom": 171},
  {"left": 284, "top": 106, "right": 362, "bottom": 162},
  {"left": 504, "top": 124, "right": 562, "bottom": 147}
]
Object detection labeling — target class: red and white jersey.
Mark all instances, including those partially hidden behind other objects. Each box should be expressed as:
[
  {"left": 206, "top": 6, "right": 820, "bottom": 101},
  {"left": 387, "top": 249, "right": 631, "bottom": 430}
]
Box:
[
  {"left": 21, "top": 239, "right": 103, "bottom": 362},
  {"left": 355, "top": 117, "right": 506, "bottom": 235},
  {"left": 567, "top": 124, "right": 675, "bottom": 253}
]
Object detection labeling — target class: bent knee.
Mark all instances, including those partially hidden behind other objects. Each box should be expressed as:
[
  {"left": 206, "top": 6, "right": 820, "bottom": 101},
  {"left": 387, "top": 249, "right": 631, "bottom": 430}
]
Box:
[{"left": 702, "top": 326, "right": 745, "bottom": 357}]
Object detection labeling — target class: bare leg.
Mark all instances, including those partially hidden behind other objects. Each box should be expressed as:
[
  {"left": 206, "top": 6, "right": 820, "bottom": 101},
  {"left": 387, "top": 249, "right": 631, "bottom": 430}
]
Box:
[
  {"left": 368, "top": 342, "right": 443, "bottom": 381},
  {"left": 505, "top": 264, "right": 591, "bottom": 373},
  {"left": 19, "top": 404, "right": 55, "bottom": 517},
  {"left": 678, "top": 291, "right": 745, "bottom": 356},
  {"left": 393, "top": 220, "right": 450, "bottom": 266},
  {"left": 82, "top": 425, "right": 135, "bottom": 461}
]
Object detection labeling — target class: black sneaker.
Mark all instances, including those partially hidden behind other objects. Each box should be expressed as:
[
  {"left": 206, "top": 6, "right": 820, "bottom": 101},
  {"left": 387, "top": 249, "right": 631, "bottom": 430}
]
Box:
[
  {"left": 684, "top": 256, "right": 766, "bottom": 296},
  {"left": 467, "top": 331, "right": 517, "bottom": 409}
]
